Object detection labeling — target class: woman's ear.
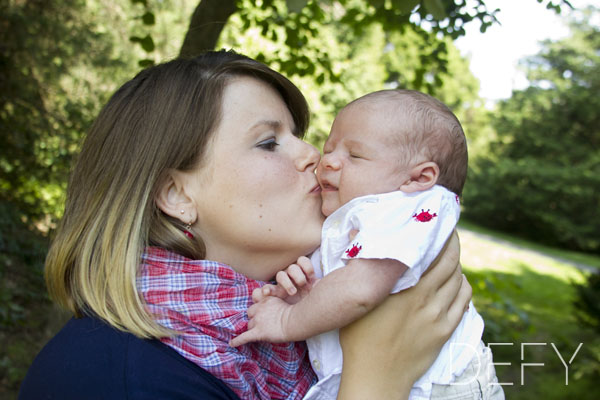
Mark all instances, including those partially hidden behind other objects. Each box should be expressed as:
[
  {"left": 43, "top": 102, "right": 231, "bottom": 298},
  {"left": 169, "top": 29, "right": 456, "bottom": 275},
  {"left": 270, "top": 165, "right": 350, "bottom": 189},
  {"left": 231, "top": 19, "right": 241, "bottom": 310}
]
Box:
[
  {"left": 399, "top": 161, "right": 440, "bottom": 193},
  {"left": 155, "top": 170, "right": 197, "bottom": 224}
]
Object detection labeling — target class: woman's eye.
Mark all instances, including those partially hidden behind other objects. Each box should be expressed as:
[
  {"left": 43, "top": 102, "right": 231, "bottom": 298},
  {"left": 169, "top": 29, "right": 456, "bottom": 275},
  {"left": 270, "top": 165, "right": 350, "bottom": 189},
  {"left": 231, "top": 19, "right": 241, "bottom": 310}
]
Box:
[
  {"left": 257, "top": 138, "right": 279, "bottom": 151},
  {"left": 350, "top": 153, "right": 362, "bottom": 159}
]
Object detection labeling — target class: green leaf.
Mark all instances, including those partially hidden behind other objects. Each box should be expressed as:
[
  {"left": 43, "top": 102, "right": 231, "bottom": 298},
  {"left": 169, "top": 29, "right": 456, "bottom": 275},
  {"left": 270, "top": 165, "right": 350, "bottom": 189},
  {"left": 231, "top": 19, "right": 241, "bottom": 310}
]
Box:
[
  {"left": 142, "top": 12, "right": 155, "bottom": 26},
  {"left": 393, "top": 0, "right": 421, "bottom": 14},
  {"left": 423, "top": 0, "right": 446, "bottom": 20},
  {"left": 131, "top": 0, "right": 147, "bottom": 6},
  {"left": 139, "top": 59, "right": 154, "bottom": 68},
  {"left": 369, "top": 0, "right": 386, "bottom": 9},
  {"left": 129, "top": 35, "right": 154, "bottom": 52},
  {"left": 140, "top": 35, "right": 155, "bottom": 52},
  {"left": 286, "top": 0, "right": 308, "bottom": 14}
]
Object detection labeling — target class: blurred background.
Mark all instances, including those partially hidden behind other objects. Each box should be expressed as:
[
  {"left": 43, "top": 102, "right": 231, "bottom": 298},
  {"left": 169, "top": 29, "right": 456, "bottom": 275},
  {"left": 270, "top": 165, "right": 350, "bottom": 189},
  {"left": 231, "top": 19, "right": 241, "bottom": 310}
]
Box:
[{"left": 1, "top": 0, "right": 598, "bottom": 398}]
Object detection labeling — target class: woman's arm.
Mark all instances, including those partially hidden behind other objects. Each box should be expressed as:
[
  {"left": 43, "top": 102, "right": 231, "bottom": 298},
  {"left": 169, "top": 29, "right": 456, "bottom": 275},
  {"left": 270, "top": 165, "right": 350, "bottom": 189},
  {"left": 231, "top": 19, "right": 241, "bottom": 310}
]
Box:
[{"left": 337, "top": 230, "right": 469, "bottom": 400}]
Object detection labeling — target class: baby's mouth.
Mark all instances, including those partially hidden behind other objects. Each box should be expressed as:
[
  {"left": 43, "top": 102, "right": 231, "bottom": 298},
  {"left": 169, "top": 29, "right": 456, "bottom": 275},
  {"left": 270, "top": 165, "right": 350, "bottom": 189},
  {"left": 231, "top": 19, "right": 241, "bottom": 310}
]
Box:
[{"left": 321, "top": 182, "right": 338, "bottom": 191}]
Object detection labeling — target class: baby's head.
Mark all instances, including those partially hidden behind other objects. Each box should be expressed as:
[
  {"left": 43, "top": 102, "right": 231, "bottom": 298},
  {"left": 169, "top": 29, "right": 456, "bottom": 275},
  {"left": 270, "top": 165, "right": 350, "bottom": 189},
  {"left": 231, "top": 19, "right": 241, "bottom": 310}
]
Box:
[{"left": 317, "top": 89, "right": 467, "bottom": 217}]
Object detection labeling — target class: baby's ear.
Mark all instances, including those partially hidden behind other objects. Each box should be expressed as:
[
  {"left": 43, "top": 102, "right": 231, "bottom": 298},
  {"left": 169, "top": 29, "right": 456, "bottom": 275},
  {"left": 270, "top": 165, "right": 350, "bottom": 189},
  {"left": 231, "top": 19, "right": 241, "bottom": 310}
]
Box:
[{"left": 399, "top": 162, "right": 439, "bottom": 193}]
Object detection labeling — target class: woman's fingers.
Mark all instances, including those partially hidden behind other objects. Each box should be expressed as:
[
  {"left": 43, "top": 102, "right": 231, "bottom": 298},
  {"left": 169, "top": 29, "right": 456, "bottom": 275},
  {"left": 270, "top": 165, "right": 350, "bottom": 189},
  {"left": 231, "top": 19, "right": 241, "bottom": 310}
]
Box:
[
  {"left": 430, "top": 261, "right": 464, "bottom": 315},
  {"left": 348, "top": 229, "right": 359, "bottom": 241},
  {"left": 419, "top": 230, "right": 460, "bottom": 294},
  {"left": 446, "top": 274, "right": 472, "bottom": 329}
]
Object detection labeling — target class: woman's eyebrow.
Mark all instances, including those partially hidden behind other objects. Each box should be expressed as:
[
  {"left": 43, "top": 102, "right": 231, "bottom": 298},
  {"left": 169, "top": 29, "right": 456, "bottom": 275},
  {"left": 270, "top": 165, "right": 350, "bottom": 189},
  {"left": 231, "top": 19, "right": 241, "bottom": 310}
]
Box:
[
  {"left": 250, "top": 119, "right": 302, "bottom": 137},
  {"left": 250, "top": 120, "right": 282, "bottom": 131}
]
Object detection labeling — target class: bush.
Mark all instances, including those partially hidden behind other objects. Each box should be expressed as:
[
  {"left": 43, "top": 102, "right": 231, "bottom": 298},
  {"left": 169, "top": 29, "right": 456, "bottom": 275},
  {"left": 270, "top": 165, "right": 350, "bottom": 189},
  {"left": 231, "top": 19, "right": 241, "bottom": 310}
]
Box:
[
  {"left": 463, "top": 156, "right": 600, "bottom": 253},
  {"left": 572, "top": 272, "right": 600, "bottom": 380},
  {"left": 574, "top": 272, "right": 600, "bottom": 333}
]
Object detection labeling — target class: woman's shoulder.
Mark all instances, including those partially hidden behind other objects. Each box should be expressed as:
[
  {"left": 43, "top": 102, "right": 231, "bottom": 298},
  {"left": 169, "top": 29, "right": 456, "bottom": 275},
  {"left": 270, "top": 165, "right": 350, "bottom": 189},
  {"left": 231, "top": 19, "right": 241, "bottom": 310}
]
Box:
[{"left": 19, "top": 316, "right": 239, "bottom": 400}]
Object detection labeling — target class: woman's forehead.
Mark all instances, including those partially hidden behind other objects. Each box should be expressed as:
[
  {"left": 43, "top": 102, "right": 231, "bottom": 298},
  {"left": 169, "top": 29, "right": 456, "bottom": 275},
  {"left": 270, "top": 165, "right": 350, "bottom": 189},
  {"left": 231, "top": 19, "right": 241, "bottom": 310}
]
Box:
[
  {"left": 209, "top": 78, "right": 295, "bottom": 144},
  {"left": 222, "top": 77, "right": 291, "bottom": 119}
]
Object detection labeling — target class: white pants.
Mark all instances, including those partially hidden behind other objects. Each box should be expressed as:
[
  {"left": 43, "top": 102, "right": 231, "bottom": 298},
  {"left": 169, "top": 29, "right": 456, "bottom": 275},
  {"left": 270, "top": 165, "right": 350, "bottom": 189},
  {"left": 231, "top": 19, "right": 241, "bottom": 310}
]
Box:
[{"left": 429, "top": 342, "right": 505, "bottom": 400}]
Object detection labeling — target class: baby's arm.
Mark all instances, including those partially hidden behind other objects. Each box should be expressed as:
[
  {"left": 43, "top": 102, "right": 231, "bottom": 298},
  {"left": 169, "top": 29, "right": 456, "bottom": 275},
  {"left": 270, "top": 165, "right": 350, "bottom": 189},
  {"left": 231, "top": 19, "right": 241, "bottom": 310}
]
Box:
[{"left": 230, "top": 257, "right": 408, "bottom": 346}]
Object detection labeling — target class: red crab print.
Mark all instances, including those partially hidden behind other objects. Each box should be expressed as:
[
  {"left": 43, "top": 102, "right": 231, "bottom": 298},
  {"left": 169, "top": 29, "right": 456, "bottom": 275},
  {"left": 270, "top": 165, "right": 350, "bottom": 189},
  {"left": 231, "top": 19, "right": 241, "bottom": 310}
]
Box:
[
  {"left": 455, "top": 195, "right": 460, "bottom": 204},
  {"left": 345, "top": 243, "right": 362, "bottom": 258},
  {"left": 413, "top": 209, "right": 438, "bottom": 222}
]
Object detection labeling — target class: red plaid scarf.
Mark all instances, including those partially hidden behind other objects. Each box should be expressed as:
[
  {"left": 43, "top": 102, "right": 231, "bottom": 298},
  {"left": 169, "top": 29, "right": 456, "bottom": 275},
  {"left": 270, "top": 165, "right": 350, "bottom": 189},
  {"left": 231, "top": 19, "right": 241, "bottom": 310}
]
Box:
[{"left": 137, "top": 247, "right": 316, "bottom": 399}]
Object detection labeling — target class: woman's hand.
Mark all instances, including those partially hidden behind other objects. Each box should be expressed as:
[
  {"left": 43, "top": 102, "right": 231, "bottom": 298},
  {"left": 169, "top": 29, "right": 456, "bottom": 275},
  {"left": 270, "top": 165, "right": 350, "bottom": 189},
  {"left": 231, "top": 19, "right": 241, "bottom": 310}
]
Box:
[{"left": 337, "top": 230, "right": 470, "bottom": 399}]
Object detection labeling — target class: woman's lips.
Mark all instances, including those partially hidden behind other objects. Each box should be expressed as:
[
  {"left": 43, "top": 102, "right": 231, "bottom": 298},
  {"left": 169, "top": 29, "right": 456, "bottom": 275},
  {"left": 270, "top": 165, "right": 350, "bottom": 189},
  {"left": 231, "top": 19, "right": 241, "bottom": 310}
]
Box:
[{"left": 310, "top": 184, "right": 322, "bottom": 193}]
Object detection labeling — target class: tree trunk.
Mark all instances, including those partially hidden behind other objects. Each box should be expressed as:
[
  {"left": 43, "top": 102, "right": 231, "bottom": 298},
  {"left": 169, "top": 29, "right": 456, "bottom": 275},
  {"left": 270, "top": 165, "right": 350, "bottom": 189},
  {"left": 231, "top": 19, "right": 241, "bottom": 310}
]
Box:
[{"left": 178, "top": 0, "right": 238, "bottom": 58}]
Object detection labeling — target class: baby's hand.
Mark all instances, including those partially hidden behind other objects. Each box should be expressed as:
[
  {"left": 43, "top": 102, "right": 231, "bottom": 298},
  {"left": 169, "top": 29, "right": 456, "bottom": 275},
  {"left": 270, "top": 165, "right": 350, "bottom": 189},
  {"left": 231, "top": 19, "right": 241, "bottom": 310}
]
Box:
[
  {"left": 275, "top": 256, "right": 316, "bottom": 299},
  {"left": 252, "top": 256, "right": 317, "bottom": 305},
  {"left": 252, "top": 283, "right": 287, "bottom": 304},
  {"left": 229, "top": 296, "right": 293, "bottom": 347}
]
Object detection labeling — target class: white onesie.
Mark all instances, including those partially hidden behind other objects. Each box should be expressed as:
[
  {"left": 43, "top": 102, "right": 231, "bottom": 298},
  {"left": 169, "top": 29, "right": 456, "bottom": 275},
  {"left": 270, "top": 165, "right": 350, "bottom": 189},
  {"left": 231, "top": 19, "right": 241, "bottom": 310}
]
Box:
[{"left": 303, "top": 185, "right": 484, "bottom": 400}]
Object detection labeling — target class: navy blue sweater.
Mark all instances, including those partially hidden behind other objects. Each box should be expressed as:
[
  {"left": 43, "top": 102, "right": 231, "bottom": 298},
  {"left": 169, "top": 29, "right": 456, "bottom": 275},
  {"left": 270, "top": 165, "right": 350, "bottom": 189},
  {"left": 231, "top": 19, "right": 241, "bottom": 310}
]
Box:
[{"left": 19, "top": 317, "right": 240, "bottom": 399}]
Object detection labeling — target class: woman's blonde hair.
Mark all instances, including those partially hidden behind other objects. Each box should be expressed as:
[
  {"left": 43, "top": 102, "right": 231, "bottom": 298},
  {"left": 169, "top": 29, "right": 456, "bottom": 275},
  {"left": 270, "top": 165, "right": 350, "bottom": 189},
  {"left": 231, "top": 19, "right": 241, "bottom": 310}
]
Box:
[{"left": 45, "top": 50, "right": 309, "bottom": 338}]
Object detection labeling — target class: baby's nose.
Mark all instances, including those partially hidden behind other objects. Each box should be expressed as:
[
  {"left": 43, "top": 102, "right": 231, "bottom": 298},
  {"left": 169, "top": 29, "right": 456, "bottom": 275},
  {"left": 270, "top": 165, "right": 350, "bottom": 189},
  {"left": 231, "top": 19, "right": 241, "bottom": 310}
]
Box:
[{"left": 323, "top": 154, "right": 341, "bottom": 170}]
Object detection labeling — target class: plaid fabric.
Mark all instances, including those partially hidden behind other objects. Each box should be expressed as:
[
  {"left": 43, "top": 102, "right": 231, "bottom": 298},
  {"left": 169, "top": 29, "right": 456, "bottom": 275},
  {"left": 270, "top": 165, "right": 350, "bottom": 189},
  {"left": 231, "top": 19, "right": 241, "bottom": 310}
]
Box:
[{"left": 138, "top": 247, "right": 316, "bottom": 399}]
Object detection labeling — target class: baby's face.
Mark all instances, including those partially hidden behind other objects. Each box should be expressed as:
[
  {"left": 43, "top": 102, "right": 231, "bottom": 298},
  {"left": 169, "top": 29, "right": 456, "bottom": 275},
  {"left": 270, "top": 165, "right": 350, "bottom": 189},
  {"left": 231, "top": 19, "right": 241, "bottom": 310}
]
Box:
[{"left": 317, "top": 103, "right": 410, "bottom": 217}]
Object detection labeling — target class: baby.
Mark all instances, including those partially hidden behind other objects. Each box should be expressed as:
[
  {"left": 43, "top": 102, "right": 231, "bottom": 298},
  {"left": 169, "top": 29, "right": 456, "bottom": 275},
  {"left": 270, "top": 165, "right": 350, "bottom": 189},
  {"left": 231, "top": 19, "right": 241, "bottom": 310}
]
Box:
[{"left": 231, "top": 90, "right": 503, "bottom": 399}]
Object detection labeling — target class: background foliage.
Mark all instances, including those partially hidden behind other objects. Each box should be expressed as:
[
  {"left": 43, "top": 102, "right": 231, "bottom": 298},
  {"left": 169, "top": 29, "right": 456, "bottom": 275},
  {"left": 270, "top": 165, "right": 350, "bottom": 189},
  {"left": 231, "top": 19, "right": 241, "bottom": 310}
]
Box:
[{"left": 462, "top": 8, "right": 600, "bottom": 253}]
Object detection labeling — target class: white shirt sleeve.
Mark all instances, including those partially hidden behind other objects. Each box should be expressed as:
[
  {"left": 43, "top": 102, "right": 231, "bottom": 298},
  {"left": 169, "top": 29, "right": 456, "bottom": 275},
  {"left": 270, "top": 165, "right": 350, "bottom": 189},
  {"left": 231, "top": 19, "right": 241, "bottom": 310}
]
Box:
[{"left": 340, "top": 186, "right": 460, "bottom": 293}]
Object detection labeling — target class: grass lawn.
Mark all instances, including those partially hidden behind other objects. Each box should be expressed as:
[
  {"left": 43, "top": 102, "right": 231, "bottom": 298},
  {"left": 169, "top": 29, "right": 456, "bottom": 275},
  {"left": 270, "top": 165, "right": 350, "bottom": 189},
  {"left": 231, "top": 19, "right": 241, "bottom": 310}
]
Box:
[{"left": 457, "top": 224, "right": 599, "bottom": 399}]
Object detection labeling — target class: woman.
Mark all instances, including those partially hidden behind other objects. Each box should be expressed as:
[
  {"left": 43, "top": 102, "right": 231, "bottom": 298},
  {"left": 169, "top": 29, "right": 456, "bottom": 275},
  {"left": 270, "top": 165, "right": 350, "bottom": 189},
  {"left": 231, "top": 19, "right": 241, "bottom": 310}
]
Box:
[{"left": 19, "top": 50, "right": 470, "bottom": 399}]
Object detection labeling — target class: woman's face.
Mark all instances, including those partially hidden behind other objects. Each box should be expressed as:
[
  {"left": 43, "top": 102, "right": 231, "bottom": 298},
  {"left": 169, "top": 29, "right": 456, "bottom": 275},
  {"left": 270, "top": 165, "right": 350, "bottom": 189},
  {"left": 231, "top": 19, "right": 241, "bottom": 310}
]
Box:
[{"left": 186, "top": 76, "right": 324, "bottom": 281}]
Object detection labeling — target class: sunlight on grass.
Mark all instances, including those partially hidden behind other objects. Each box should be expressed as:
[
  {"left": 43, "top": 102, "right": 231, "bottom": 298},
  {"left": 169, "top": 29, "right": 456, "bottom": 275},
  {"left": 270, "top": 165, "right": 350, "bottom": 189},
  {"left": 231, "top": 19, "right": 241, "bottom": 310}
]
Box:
[
  {"left": 455, "top": 227, "right": 598, "bottom": 400},
  {"left": 458, "top": 220, "right": 600, "bottom": 270},
  {"left": 458, "top": 228, "right": 587, "bottom": 284}
]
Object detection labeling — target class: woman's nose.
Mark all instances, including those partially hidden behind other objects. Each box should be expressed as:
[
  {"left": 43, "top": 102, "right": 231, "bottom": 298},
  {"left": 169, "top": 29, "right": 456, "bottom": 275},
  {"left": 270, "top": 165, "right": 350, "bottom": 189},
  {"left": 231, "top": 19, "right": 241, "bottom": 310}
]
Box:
[{"left": 295, "top": 140, "right": 321, "bottom": 172}]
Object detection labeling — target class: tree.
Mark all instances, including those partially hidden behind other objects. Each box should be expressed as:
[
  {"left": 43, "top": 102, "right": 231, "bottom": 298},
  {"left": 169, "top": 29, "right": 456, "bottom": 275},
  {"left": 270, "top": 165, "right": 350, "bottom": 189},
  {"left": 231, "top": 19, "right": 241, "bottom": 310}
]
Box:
[
  {"left": 462, "top": 6, "right": 600, "bottom": 253},
  {"left": 0, "top": 1, "right": 187, "bottom": 394},
  {"left": 178, "top": 0, "right": 573, "bottom": 55},
  {"left": 128, "top": 0, "right": 573, "bottom": 84}
]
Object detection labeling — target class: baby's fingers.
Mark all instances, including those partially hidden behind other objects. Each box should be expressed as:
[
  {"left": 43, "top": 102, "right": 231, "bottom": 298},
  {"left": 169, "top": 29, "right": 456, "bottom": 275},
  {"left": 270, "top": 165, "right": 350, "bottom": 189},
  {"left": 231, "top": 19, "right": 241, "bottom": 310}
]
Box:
[
  {"left": 276, "top": 270, "right": 298, "bottom": 296},
  {"left": 229, "top": 329, "right": 259, "bottom": 347},
  {"left": 252, "top": 287, "right": 267, "bottom": 303},
  {"left": 252, "top": 284, "right": 286, "bottom": 303},
  {"left": 286, "top": 263, "right": 309, "bottom": 288},
  {"left": 296, "top": 256, "right": 315, "bottom": 282}
]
